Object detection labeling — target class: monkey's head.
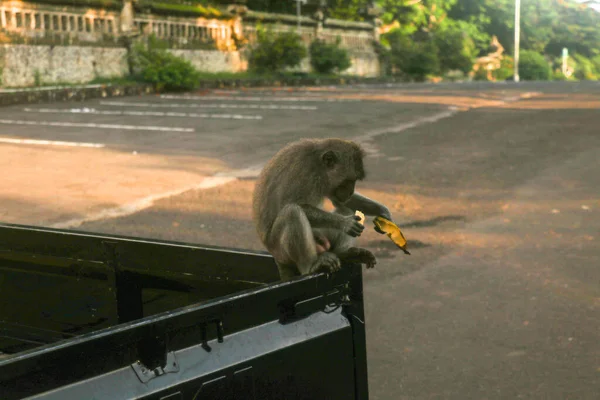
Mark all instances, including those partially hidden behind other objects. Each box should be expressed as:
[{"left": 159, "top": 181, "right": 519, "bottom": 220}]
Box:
[{"left": 320, "top": 139, "right": 366, "bottom": 204}]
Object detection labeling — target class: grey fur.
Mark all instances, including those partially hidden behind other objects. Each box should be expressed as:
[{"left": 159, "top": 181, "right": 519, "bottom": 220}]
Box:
[{"left": 252, "top": 138, "right": 392, "bottom": 280}]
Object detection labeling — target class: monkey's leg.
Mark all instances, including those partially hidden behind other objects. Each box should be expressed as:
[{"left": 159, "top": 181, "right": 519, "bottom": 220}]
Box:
[
  {"left": 338, "top": 247, "right": 377, "bottom": 269},
  {"left": 268, "top": 204, "right": 341, "bottom": 280}
]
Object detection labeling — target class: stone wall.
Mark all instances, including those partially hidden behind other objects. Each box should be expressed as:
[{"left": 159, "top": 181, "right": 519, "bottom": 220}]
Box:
[
  {"left": 169, "top": 49, "right": 244, "bottom": 73},
  {"left": 347, "top": 50, "right": 380, "bottom": 77},
  {"left": 242, "top": 15, "right": 381, "bottom": 77},
  {"left": 0, "top": 44, "right": 128, "bottom": 87},
  {"left": 0, "top": 1, "right": 382, "bottom": 86}
]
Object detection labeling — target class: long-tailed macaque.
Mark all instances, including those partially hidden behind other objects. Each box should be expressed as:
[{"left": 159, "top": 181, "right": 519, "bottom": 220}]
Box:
[{"left": 252, "top": 138, "right": 393, "bottom": 280}]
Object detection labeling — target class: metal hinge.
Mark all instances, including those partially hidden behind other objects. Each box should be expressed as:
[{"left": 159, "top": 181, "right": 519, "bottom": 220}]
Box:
[{"left": 131, "top": 352, "right": 180, "bottom": 384}]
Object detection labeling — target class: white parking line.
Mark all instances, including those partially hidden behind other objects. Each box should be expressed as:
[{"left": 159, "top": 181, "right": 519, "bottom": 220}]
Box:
[
  {"left": 160, "top": 94, "right": 357, "bottom": 102},
  {"left": 100, "top": 100, "right": 317, "bottom": 111},
  {"left": 0, "top": 137, "right": 105, "bottom": 148},
  {"left": 0, "top": 119, "right": 194, "bottom": 132},
  {"left": 23, "top": 108, "right": 263, "bottom": 120},
  {"left": 51, "top": 176, "right": 237, "bottom": 229}
]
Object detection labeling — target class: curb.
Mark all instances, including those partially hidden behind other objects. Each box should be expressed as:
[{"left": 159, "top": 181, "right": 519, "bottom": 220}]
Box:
[
  {"left": 0, "top": 77, "right": 404, "bottom": 107},
  {"left": 195, "top": 76, "right": 402, "bottom": 89},
  {"left": 0, "top": 84, "right": 156, "bottom": 107}
]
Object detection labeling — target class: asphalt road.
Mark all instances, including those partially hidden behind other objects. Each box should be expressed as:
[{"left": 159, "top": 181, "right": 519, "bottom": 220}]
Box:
[{"left": 1, "top": 81, "right": 599, "bottom": 399}]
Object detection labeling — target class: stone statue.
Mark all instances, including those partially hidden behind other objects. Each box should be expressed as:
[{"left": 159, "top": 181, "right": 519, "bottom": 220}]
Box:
[{"left": 470, "top": 35, "right": 505, "bottom": 81}]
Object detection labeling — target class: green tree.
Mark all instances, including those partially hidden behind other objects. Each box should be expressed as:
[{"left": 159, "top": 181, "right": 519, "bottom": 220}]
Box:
[
  {"left": 248, "top": 28, "right": 307, "bottom": 74},
  {"left": 387, "top": 30, "right": 440, "bottom": 80},
  {"left": 433, "top": 20, "right": 478, "bottom": 74},
  {"left": 519, "top": 50, "right": 551, "bottom": 80},
  {"left": 309, "top": 38, "right": 352, "bottom": 74},
  {"left": 131, "top": 38, "right": 201, "bottom": 91},
  {"left": 572, "top": 53, "right": 598, "bottom": 80}
]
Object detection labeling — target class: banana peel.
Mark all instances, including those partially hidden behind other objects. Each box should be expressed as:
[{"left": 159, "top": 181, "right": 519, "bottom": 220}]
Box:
[
  {"left": 354, "top": 211, "right": 410, "bottom": 255},
  {"left": 373, "top": 216, "right": 411, "bottom": 255}
]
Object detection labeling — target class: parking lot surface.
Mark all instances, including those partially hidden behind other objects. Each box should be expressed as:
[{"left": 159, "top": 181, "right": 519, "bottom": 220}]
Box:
[{"left": 1, "top": 82, "right": 599, "bottom": 399}]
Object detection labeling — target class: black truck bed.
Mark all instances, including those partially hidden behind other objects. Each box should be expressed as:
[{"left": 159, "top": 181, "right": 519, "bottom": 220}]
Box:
[{"left": 0, "top": 223, "right": 369, "bottom": 399}]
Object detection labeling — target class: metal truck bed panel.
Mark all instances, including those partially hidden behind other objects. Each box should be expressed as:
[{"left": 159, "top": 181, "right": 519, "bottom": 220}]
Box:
[
  {"left": 0, "top": 222, "right": 281, "bottom": 354},
  {"left": 29, "top": 310, "right": 356, "bottom": 400},
  {"left": 0, "top": 223, "right": 369, "bottom": 399}
]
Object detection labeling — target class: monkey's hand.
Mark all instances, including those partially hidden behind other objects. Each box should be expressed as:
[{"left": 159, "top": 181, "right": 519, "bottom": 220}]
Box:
[
  {"left": 373, "top": 211, "right": 393, "bottom": 234},
  {"left": 341, "top": 215, "right": 365, "bottom": 237},
  {"left": 339, "top": 247, "right": 377, "bottom": 269},
  {"left": 310, "top": 252, "right": 342, "bottom": 275}
]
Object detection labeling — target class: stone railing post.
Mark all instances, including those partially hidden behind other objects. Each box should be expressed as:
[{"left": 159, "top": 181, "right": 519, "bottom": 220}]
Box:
[
  {"left": 120, "top": 0, "right": 135, "bottom": 34},
  {"left": 365, "top": 2, "right": 383, "bottom": 44},
  {"left": 226, "top": 3, "right": 248, "bottom": 50},
  {"left": 313, "top": 8, "right": 324, "bottom": 40}
]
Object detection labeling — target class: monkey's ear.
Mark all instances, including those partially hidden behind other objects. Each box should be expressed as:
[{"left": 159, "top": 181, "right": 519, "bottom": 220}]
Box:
[{"left": 322, "top": 151, "right": 338, "bottom": 169}]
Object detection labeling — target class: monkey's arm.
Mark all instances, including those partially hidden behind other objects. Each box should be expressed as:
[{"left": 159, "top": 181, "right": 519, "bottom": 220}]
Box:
[
  {"left": 334, "top": 192, "right": 392, "bottom": 220},
  {"left": 300, "top": 204, "right": 346, "bottom": 227},
  {"left": 299, "top": 204, "right": 364, "bottom": 237}
]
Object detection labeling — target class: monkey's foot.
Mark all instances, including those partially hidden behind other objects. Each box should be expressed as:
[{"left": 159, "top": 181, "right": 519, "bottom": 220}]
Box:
[
  {"left": 340, "top": 247, "right": 377, "bottom": 269},
  {"left": 310, "top": 252, "right": 341, "bottom": 275}
]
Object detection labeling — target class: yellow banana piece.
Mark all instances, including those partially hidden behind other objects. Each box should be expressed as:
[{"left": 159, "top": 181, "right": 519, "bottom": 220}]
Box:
[
  {"left": 373, "top": 216, "right": 411, "bottom": 255},
  {"left": 355, "top": 210, "right": 365, "bottom": 226}
]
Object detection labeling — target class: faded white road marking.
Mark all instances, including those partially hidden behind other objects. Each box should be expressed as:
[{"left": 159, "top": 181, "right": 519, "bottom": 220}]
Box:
[
  {"left": 0, "top": 137, "right": 105, "bottom": 148},
  {"left": 24, "top": 108, "right": 262, "bottom": 120},
  {"left": 0, "top": 119, "right": 194, "bottom": 132},
  {"left": 354, "top": 109, "right": 459, "bottom": 143},
  {"left": 100, "top": 100, "right": 317, "bottom": 111},
  {"left": 353, "top": 91, "right": 538, "bottom": 155},
  {"left": 214, "top": 164, "right": 264, "bottom": 179},
  {"left": 160, "top": 94, "right": 357, "bottom": 102},
  {"left": 51, "top": 176, "right": 237, "bottom": 229}
]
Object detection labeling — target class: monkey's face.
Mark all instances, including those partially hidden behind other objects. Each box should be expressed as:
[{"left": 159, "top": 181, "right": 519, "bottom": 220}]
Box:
[
  {"left": 321, "top": 144, "right": 365, "bottom": 203},
  {"left": 330, "top": 178, "right": 354, "bottom": 203}
]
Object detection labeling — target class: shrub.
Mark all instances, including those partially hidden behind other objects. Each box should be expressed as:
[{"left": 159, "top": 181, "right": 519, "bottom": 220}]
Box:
[
  {"left": 518, "top": 51, "right": 551, "bottom": 81},
  {"left": 434, "top": 22, "right": 476, "bottom": 75},
  {"left": 403, "top": 40, "right": 440, "bottom": 82},
  {"left": 572, "top": 54, "right": 598, "bottom": 80},
  {"left": 309, "top": 38, "right": 352, "bottom": 75},
  {"left": 387, "top": 30, "right": 440, "bottom": 81},
  {"left": 592, "top": 55, "right": 600, "bottom": 77},
  {"left": 550, "top": 56, "right": 576, "bottom": 81},
  {"left": 494, "top": 55, "right": 514, "bottom": 81},
  {"left": 131, "top": 37, "right": 201, "bottom": 91},
  {"left": 372, "top": 40, "right": 392, "bottom": 76},
  {"left": 552, "top": 70, "right": 569, "bottom": 81},
  {"left": 248, "top": 28, "right": 307, "bottom": 74},
  {"left": 444, "top": 69, "right": 466, "bottom": 82},
  {"left": 472, "top": 67, "right": 490, "bottom": 81}
]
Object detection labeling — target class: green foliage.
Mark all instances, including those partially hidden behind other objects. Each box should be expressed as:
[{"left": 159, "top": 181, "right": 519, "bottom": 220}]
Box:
[
  {"left": 32, "top": 0, "right": 122, "bottom": 10},
  {"left": 592, "top": 55, "right": 600, "bottom": 76},
  {"left": 518, "top": 50, "right": 551, "bottom": 81},
  {"left": 248, "top": 28, "right": 307, "bottom": 74},
  {"left": 243, "top": 0, "right": 600, "bottom": 82},
  {"left": 406, "top": 40, "right": 440, "bottom": 81},
  {"left": 443, "top": 69, "right": 466, "bottom": 82},
  {"left": 309, "top": 38, "right": 352, "bottom": 75},
  {"left": 131, "top": 36, "right": 201, "bottom": 91},
  {"left": 494, "top": 55, "right": 513, "bottom": 81},
  {"left": 387, "top": 30, "right": 440, "bottom": 81},
  {"left": 327, "top": 0, "right": 368, "bottom": 22},
  {"left": 139, "top": 2, "right": 223, "bottom": 18},
  {"left": 572, "top": 54, "right": 598, "bottom": 81},
  {"left": 244, "top": 0, "right": 296, "bottom": 14},
  {"left": 33, "top": 70, "right": 42, "bottom": 87},
  {"left": 552, "top": 70, "right": 570, "bottom": 81},
  {"left": 372, "top": 40, "right": 392, "bottom": 77},
  {"left": 433, "top": 20, "right": 477, "bottom": 74},
  {"left": 472, "top": 67, "right": 489, "bottom": 81}
]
